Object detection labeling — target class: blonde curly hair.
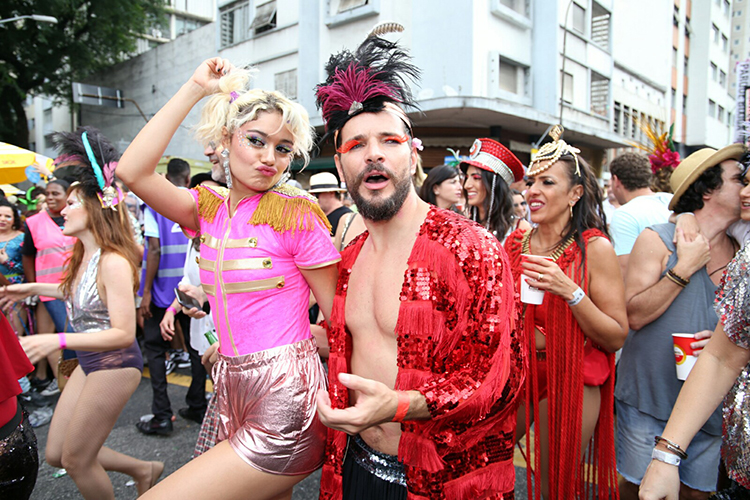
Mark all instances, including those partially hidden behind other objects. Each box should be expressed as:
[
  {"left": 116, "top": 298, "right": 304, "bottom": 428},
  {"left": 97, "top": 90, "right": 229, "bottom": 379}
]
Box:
[{"left": 195, "top": 68, "right": 314, "bottom": 167}]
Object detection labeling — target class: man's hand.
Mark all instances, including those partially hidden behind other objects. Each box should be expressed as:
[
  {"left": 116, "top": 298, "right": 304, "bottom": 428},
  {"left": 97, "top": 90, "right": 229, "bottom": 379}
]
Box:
[
  {"left": 160, "top": 308, "right": 175, "bottom": 341},
  {"left": 673, "top": 229, "right": 710, "bottom": 278},
  {"left": 178, "top": 283, "right": 208, "bottom": 319},
  {"left": 139, "top": 290, "right": 153, "bottom": 320},
  {"left": 316, "top": 373, "right": 399, "bottom": 435},
  {"left": 691, "top": 329, "right": 713, "bottom": 356},
  {"left": 202, "top": 342, "right": 219, "bottom": 374}
]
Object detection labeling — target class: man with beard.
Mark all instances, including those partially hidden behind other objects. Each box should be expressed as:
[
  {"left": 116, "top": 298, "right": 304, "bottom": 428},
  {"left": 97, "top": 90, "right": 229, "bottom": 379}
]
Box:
[{"left": 314, "top": 35, "right": 524, "bottom": 500}]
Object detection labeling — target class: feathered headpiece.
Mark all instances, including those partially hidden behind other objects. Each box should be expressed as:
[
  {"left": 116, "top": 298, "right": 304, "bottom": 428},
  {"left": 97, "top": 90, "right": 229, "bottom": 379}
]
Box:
[
  {"left": 52, "top": 126, "right": 123, "bottom": 209},
  {"left": 315, "top": 33, "right": 421, "bottom": 143},
  {"left": 527, "top": 125, "right": 581, "bottom": 177},
  {"left": 630, "top": 121, "right": 680, "bottom": 193}
]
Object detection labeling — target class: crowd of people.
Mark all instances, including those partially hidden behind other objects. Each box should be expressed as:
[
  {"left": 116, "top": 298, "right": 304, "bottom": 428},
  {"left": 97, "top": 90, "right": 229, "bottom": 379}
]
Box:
[{"left": 2, "top": 32, "right": 750, "bottom": 500}]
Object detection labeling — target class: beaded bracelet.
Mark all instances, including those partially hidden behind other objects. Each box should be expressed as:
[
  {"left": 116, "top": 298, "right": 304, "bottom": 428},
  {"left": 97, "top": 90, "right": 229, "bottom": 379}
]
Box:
[{"left": 665, "top": 269, "right": 689, "bottom": 288}]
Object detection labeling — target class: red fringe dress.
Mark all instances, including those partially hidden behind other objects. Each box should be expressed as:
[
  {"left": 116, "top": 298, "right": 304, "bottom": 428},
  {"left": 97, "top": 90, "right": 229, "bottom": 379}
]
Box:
[
  {"left": 320, "top": 207, "right": 525, "bottom": 500},
  {"left": 504, "top": 228, "right": 618, "bottom": 500}
]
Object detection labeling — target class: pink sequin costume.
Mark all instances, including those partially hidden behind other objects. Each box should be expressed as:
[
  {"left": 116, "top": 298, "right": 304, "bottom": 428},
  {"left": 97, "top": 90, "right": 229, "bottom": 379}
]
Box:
[
  {"left": 321, "top": 207, "right": 525, "bottom": 500},
  {"left": 185, "top": 184, "right": 340, "bottom": 474}
]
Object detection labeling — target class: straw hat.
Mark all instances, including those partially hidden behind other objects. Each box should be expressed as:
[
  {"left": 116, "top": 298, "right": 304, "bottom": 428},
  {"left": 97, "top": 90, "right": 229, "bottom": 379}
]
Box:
[
  {"left": 668, "top": 144, "right": 745, "bottom": 211},
  {"left": 308, "top": 172, "right": 346, "bottom": 193}
]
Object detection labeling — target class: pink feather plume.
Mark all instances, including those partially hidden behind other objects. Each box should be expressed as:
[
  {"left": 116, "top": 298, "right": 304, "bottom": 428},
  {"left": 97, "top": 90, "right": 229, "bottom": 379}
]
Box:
[{"left": 316, "top": 64, "right": 399, "bottom": 122}]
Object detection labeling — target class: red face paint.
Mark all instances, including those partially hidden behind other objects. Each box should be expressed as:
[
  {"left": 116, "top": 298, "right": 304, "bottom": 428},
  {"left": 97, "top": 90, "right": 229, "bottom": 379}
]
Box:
[{"left": 336, "top": 139, "right": 362, "bottom": 154}]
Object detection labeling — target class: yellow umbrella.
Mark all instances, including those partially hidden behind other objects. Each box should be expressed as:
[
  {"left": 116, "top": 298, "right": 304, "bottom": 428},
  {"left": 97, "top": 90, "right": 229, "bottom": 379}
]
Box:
[{"left": 0, "top": 143, "right": 54, "bottom": 184}]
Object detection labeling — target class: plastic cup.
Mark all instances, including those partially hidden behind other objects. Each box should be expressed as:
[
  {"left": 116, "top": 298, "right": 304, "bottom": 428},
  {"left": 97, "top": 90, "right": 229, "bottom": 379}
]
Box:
[
  {"left": 672, "top": 333, "right": 697, "bottom": 381},
  {"left": 520, "top": 254, "right": 553, "bottom": 305}
]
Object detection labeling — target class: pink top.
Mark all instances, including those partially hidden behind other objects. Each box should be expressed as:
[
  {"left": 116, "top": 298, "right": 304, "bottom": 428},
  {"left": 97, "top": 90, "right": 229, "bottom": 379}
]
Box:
[{"left": 185, "top": 185, "right": 340, "bottom": 356}]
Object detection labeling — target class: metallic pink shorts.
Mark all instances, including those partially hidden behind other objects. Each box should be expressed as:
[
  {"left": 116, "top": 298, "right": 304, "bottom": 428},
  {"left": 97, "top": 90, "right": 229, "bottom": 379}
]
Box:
[{"left": 213, "top": 337, "right": 327, "bottom": 475}]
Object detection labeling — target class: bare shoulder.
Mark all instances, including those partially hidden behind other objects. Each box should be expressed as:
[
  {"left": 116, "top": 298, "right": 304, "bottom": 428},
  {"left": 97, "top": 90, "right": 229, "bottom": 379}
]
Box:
[
  {"left": 98, "top": 252, "right": 132, "bottom": 277},
  {"left": 586, "top": 235, "right": 615, "bottom": 257}
]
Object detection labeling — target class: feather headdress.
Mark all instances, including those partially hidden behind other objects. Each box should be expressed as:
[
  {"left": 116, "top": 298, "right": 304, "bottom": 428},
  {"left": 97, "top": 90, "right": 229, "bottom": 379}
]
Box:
[
  {"left": 315, "top": 35, "right": 421, "bottom": 143},
  {"left": 52, "top": 126, "right": 124, "bottom": 209}
]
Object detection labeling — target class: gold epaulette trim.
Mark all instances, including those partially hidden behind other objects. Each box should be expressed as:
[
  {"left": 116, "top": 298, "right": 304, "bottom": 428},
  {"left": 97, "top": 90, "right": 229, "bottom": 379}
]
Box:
[
  {"left": 249, "top": 184, "right": 332, "bottom": 234},
  {"left": 195, "top": 186, "right": 229, "bottom": 223}
]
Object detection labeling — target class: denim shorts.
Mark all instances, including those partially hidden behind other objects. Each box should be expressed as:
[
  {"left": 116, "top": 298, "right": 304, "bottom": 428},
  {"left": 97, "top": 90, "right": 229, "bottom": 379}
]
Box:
[{"left": 615, "top": 398, "right": 721, "bottom": 491}]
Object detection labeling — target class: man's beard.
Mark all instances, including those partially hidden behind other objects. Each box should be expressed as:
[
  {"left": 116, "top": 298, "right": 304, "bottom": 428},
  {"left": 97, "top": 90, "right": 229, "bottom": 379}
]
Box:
[
  {"left": 210, "top": 159, "right": 226, "bottom": 183},
  {"left": 344, "top": 162, "right": 411, "bottom": 222}
]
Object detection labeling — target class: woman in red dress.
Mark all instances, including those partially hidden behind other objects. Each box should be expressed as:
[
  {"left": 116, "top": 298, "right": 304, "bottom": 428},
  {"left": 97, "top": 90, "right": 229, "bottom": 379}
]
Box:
[{"left": 504, "top": 127, "right": 628, "bottom": 499}]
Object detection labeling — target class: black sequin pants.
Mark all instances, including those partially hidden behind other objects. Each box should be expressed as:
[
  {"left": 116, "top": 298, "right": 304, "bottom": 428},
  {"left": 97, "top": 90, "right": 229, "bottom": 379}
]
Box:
[
  {"left": 342, "top": 435, "right": 407, "bottom": 500},
  {"left": 0, "top": 404, "right": 39, "bottom": 500}
]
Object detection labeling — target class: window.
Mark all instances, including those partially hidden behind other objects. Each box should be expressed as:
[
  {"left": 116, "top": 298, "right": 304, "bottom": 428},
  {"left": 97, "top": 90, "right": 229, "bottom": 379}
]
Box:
[
  {"left": 726, "top": 0, "right": 732, "bottom": 16},
  {"left": 499, "top": 59, "right": 529, "bottom": 95},
  {"left": 736, "top": 39, "right": 741, "bottom": 45},
  {"left": 571, "top": 3, "right": 586, "bottom": 34},
  {"left": 614, "top": 101, "right": 622, "bottom": 134},
  {"left": 723, "top": 34, "right": 729, "bottom": 51},
  {"left": 684, "top": 56, "right": 688, "bottom": 74},
  {"left": 274, "top": 69, "right": 297, "bottom": 100},
  {"left": 738, "top": 24, "right": 743, "bottom": 31},
  {"left": 720, "top": 69, "right": 727, "bottom": 86},
  {"left": 709, "top": 99, "right": 716, "bottom": 117},
  {"left": 562, "top": 72, "right": 574, "bottom": 103},
  {"left": 671, "top": 89, "right": 677, "bottom": 109},
  {"left": 672, "top": 47, "right": 678, "bottom": 67},
  {"left": 338, "top": 0, "right": 368, "bottom": 13},
  {"left": 590, "top": 71, "right": 609, "bottom": 117},
  {"left": 729, "top": 111, "right": 734, "bottom": 126},
  {"left": 176, "top": 16, "right": 204, "bottom": 36},
  {"left": 591, "top": 3, "right": 610, "bottom": 47},
  {"left": 682, "top": 95, "right": 688, "bottom": 114},
  {"left": 251, "top": 1, "right": 277, "bottom": 35},
  {"left": 500, "top": 0, "right": 527, "bottom": 16},
  {"left": 220, "top": 1, "right": 250, "bottom": 48},
  {"left": 711, "top": 62, "right": 718, "bottom": 80},
  {"left": 27, "top": 118, "right": 35, "bottom": 131},
  {"left": 718, "top": 105, "right": 725, "bottom": 122},
  {"left": 714, "top": 24, "right": 720, "bottom": 42}
]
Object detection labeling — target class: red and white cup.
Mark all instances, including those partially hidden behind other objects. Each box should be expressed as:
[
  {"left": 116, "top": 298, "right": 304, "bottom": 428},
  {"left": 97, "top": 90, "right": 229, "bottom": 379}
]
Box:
[
  {"left": 520, "top": 254, "right": 554, "bottom": 305},
  {"left": 672, "top": 333, "right": 697, "bottom": 381}
]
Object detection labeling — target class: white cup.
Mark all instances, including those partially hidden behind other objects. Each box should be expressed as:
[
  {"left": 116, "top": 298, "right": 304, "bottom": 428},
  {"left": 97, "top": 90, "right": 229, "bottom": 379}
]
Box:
[{"left": 520, "top": 254, "right": 553, "bottom": 305}]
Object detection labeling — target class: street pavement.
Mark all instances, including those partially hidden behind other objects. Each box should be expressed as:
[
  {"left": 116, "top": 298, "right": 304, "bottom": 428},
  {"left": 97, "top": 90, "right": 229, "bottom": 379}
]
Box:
[{"left": 28, "top": 366, "right": 528, "bottom": 499}]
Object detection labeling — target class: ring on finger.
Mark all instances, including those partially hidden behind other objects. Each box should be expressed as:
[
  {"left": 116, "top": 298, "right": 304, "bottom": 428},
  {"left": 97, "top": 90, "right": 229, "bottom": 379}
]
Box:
[{"left": 538, "top": 273, "right": 544, "bottom": 281}]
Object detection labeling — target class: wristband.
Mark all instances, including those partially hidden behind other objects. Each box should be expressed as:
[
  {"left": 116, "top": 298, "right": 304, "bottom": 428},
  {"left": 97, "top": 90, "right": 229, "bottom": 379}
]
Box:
[
  {"left": 166, "top": 306, "right": 178, "bottom": 315},
  {"left": 566, "top": 287, "right": 585, "bottom": 306},
  {"left": 58, "top": 332, "right": 67, "bottom": 349},
  {"left": 651, "top": 448, "right": 681, "bottom": 466},
  {"left": 392, "top": 391, "right": 410, "bottom": 422}
]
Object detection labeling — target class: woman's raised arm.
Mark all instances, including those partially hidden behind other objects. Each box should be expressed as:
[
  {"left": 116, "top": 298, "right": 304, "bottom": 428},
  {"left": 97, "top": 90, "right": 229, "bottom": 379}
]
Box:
[{"left": 117, "top": 58, "right": 233, "bottom": 230}]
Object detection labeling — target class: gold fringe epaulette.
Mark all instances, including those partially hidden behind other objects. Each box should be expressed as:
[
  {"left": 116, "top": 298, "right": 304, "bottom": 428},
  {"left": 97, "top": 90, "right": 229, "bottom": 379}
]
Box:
[
  {"left": 195, "top": 185, "right": 229, "bottom": 223},
  {"left": 249, "top": 184, "right": 332, "bottom": 234}
]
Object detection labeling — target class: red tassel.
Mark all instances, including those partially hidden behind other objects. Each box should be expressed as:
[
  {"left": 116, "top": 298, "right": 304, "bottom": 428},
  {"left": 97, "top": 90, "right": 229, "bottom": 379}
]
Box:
[
  {"left": 398, "top": 431, "right": 444, "bottom": 472},
  {"left": 442, "top": 461, "right": 516, "bottom": 499}
]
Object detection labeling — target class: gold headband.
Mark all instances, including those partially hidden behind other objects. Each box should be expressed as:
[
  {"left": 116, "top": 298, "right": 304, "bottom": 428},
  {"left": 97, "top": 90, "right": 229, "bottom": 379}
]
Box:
[{"left": 527, "top": 125, "right": 581, "bottom": 177}]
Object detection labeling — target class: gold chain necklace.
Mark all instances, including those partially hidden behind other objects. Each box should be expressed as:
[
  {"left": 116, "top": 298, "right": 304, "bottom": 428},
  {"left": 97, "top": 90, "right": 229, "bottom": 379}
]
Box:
[{"left": 521, "top": 229, "right": 575, "bottom": 263}]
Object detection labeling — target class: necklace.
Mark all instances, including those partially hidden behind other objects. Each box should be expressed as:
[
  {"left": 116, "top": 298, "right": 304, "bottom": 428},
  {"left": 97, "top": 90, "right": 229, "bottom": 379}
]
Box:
[{"left": 521, "top": 228, "right": 575, "bottom": 262}]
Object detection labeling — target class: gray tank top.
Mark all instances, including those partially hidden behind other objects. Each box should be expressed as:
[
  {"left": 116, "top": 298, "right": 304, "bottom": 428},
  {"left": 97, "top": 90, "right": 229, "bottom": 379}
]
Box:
[{"left": 615, "top": 223, "right": 722, "bottom": 435}]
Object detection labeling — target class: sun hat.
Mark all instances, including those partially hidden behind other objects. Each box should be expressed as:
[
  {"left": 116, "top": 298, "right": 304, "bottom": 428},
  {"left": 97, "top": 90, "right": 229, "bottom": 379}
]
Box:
[
  {"left": 308, "top": 172, "right": 346, "bottom": 193},
  {"left": 669, "top": 144, "right": 746, "bottom": 210}
]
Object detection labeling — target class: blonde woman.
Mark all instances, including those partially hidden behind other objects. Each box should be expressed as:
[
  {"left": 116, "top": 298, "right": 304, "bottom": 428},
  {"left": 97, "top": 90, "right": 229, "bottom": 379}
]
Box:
[{"left": 117, "top": 59, "right": 339, "bottom": 500}]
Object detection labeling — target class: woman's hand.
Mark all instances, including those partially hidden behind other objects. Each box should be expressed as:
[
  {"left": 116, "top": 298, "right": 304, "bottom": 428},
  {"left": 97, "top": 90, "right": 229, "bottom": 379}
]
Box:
[
  {"left": 189, "top": 58, "right": 235, "bottom": 97},
  {"left": 522, "top": 255, "right": 578, "bottom": 301},
  {"left": 160, "top": 309, "right": 175, "bottom": 342},
  {"left": 202, "top": 342, "right": 219, "bottom": 374},
  {"left": 673, "top": 212, "right": 700, "bottom": 243},
  {"left": 0, "top": 247, "right": 8, "bottom": 265},
  {"left": 20, "top": 334, "right": 61, "bottom": 364},
  {"left": 639, "top": 459, "right": 680, "bottom": 500},
  {"left": 0, "top": 284, "right": 33, "bottom": 312}
]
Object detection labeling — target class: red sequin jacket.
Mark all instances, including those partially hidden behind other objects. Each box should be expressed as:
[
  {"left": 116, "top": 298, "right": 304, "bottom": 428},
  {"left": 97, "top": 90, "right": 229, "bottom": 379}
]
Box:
[{"left": 319, "top": 207, "right": 525, "bottom": 500}]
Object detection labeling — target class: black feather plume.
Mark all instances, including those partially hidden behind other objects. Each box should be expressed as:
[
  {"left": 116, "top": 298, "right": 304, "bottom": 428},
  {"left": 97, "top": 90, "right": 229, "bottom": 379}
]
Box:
[{"left": 52, "top": 126, "right": 120, "bottom": 198}]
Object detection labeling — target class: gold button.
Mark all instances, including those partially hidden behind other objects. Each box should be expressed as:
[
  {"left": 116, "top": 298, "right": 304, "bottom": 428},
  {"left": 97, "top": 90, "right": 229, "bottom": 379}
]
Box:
[
  {"left": 263, "top": 258, "right": 272, "bottom": 269},
  {"left": 200, "top": 235, "right": 206, "bottom": 243},
  {"left": 248, "top": 237, "right": 257, "bottom": 247},
  {"left": 276, "top": 278, "right": 285, "bottom": 288},
  {"left": 195, "top": 256, "right": 200, "bottom": 264}
]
